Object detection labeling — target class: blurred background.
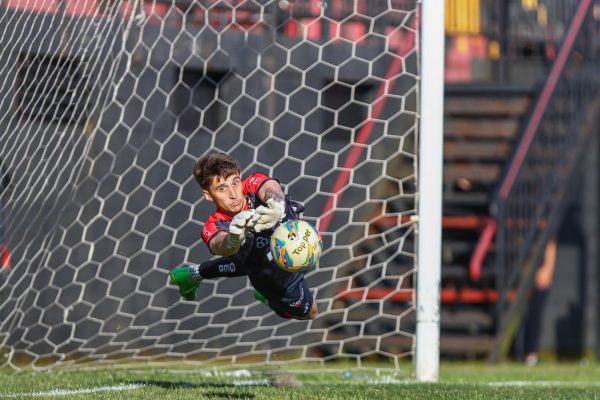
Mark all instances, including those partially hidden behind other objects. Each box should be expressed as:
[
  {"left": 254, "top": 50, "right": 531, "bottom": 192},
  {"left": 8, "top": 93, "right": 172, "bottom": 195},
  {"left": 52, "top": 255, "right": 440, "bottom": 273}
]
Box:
[{"left": 441, "top": 0, "right": 600, "bottom": 363}]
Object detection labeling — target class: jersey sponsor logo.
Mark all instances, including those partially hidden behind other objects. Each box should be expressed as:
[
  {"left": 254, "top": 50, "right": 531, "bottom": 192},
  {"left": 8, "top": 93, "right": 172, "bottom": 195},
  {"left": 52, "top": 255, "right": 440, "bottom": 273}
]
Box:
[
  {"left": 247, "top": 175, "right": 263, "bottom": 187},
  {"left": 218, "top": 262, "right": 236, "bottom": 273},
  {"left": 256, "top": 237, "right": 269, "bottom": 249},
  {"left": 202, "top": 227, "right": 213, "bottom": 239}
]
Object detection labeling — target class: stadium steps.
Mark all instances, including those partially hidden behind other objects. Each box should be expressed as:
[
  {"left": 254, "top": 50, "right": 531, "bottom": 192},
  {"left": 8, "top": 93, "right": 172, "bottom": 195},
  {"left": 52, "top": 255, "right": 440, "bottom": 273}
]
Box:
[
  {"left": 326, "top": 83, "right": 535, "bottom": 359},
  {"left": 314, "top": 334, "right": 494, "bottom": 359},
  {"left": 315, "top": 309, "right": 494, "bottom": 358},
  {"left": 373, "top": 81, "right": 533, "bottom": 357},
  {"left": 441, "top": 83, "right": 534, "bottom": 275},
  {"left": 439, "top": 83, "right": 536, "bottom": 358}
]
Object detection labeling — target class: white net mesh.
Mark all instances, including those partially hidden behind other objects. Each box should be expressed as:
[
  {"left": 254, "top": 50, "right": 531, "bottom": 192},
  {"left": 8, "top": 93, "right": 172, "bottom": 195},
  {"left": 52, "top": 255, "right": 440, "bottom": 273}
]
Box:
[{"left": 0, "top": 0, "right": 419, "bottom": 369}]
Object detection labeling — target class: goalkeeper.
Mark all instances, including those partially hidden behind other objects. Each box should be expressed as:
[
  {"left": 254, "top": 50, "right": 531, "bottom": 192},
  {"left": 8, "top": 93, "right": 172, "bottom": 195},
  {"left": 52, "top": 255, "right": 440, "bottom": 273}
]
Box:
[{"left": 169, "top": 153, "right": 317, "bottom": 320}]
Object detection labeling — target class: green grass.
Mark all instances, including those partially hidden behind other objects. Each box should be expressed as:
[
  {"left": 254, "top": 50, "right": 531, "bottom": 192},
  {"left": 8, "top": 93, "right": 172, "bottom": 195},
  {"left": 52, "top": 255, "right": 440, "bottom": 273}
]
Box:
[{"left": 1, "top": 362, "right": 600, "bottom": 399}]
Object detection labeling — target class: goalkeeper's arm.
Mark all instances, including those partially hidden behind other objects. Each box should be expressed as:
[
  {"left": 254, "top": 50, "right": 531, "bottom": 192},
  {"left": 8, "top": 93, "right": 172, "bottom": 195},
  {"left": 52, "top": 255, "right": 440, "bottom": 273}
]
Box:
[
  {"left": 257, "top": 179, "right": 286, "bottom": 206},
  {"left": 209, "top": 210, "right": 256, "bottom": 256},
  {"left": 254, "top": 180, "right": 286, "bottom": 232}
]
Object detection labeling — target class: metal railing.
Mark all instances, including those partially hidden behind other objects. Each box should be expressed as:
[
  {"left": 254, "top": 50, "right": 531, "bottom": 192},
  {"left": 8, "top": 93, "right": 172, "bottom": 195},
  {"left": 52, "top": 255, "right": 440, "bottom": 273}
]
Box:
[{"left": 482, "top": 0, "right": 600, "bottom": 361}]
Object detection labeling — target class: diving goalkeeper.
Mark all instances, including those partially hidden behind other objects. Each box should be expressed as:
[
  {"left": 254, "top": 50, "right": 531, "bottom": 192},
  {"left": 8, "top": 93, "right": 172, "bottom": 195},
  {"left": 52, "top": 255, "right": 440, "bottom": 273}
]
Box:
[{"left": 169, "top": 152, "right": 317, "bottom": 320}]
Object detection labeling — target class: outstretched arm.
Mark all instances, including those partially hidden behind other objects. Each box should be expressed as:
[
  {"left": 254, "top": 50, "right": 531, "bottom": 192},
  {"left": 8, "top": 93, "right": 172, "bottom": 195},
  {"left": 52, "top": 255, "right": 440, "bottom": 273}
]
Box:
[
  {"left": 209, "top": 210, "right": 256, "bottom": 256},
  {"left": 255, "top": 180, "right": 286, "bottom": 232},
  {"left": 209, "top": 232, "right": 240, "bottom": 257},
  {"left": 257, "top": 179, "right": 285, "bottom": 205}
]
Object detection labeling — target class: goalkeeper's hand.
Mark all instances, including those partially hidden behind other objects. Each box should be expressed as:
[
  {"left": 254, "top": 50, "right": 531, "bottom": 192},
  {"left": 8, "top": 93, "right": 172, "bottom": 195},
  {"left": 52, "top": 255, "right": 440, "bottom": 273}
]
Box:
[
  {"left": 226, "top": 210, "right": 257, "bottom": 250},
  {"left": 254, "top": 199, "right": 285, "bottom": 232}
]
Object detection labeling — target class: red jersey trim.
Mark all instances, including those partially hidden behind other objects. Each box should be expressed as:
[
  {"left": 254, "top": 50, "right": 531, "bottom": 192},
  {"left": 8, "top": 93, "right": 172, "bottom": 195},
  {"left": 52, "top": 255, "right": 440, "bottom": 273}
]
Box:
[
  {"left": 201, "top": 172, "right": 273, "bottom": 248},
  {"left": 243, "top": 171, "right": 271, "bottom": 194}
]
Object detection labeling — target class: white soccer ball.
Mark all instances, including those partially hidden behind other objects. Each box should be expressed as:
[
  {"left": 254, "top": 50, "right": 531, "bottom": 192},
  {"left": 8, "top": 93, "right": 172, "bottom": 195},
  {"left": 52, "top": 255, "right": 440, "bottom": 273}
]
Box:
[{"left": 270, "top": 220, "right": 322, "bottom": 273}]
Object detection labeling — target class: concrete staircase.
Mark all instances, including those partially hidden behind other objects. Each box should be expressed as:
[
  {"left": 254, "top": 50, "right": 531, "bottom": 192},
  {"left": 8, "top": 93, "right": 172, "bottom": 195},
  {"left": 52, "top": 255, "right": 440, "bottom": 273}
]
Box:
[
  {"left": 317, "top": 83, "right": 537, "bottom": 360},
  {"left": 439, "top": 83, "right": 535, "bottom": 358}
]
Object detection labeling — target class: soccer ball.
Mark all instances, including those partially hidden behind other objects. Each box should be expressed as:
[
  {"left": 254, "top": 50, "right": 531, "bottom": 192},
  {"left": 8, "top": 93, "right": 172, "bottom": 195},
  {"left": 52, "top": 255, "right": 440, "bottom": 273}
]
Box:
[{"left": 270, "top": 220, "right": 322, "bottom": 273}]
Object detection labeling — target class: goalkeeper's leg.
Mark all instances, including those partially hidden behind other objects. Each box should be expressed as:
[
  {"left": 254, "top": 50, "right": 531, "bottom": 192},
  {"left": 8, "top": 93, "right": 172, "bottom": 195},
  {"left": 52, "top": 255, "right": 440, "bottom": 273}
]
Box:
[
  {"left": 170, "top": 258, "right": 247, "bottom": 301},
  {"left": 255, "top": 279, "right": 317, "bottom": 320}
]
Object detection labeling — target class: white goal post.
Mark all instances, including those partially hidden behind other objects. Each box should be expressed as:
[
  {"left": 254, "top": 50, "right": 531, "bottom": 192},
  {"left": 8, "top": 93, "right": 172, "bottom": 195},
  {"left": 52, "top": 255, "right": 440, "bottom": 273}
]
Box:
[
  {"left": 416, "top": 0, "right": 444, "bottom": 382},
  {"left": 0, "top": 0, "right": 442, "bottom": 379}
]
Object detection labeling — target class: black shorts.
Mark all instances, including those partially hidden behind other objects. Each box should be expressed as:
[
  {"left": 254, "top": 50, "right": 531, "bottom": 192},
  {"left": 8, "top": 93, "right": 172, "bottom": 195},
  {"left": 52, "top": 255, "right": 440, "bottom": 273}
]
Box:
[{"left": 265, "top": 278, "right": 313, "bottom": 319}]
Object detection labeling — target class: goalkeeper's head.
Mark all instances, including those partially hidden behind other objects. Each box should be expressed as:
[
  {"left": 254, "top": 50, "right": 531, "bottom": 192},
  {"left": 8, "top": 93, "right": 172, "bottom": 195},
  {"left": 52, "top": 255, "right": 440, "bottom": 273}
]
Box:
[{"left": 193, "top": 153, "right": 244, "bottom": 215}]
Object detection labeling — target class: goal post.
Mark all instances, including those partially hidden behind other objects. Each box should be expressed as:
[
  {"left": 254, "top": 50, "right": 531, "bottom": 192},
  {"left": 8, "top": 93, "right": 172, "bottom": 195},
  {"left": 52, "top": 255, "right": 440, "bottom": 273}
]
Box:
[
  {"left": 0, "top": 0, "right": 441, "bottom": 376},
  {"left": 416, "top": 0, "right": 445, "bottom": 383}
]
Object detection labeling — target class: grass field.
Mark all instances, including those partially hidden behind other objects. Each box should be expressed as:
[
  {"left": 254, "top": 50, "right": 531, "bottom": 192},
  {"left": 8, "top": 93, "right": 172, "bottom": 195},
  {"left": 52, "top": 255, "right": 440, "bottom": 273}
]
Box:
[{"left": 1, "top": 361, "right": 600, "bottom": 399}]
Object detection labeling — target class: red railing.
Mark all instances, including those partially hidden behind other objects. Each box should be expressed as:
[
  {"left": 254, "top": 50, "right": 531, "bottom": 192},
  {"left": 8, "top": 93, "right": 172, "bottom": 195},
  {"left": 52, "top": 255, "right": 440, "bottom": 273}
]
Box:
[
  {"left": 468, "top": 0, "right": 593, "bottom": 281},
  {"left": 337, "top": 287, "right": 517, "bottom": 304},
  {"left": 317, "top": 52, "right": 407, "bottom": 233}
]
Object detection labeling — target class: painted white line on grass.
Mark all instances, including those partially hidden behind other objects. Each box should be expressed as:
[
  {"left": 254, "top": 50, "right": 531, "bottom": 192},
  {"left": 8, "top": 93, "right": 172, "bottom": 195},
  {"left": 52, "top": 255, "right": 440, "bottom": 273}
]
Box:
[
  {"left": 1, "top": 383, "right": 144, "bottom": 398},
  {"left": 367, "top": 377, "right": 408, "bottom": 385},
  {"left": 488, "top": 381, "right": 600, "bottom": 387},
  {"left": 232, "top": 379, "right": 271, "bottom": 386}
]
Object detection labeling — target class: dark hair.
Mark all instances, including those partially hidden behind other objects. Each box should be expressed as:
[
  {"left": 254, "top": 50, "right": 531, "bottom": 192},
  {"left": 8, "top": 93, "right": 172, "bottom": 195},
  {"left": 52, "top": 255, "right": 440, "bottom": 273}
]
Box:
[{"left": 193, "top": 153, "right": 240, "bottom": 190}]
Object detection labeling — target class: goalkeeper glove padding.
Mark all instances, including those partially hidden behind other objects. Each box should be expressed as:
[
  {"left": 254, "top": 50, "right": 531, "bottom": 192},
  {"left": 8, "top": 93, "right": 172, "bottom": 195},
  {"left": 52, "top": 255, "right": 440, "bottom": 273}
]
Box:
[
  {"left": 254, "top": 199, "right": 285, "bottom": 232},
  {"left": 226, "top": 210, "right": 257, "bottom": 250}
]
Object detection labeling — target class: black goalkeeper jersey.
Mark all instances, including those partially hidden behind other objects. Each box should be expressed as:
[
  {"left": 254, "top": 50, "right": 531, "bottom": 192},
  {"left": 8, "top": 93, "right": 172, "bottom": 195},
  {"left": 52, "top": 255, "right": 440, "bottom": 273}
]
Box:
[{"left": 232, "top": 194, "right": 305, "bottom": 302}]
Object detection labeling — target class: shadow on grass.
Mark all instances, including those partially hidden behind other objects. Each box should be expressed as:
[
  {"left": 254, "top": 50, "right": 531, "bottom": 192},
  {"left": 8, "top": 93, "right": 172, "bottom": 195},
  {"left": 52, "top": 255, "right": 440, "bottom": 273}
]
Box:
[
  {"left": 202, "top": 393, "right": 255, "bottom": 399},
  {"left": 131, "top": 379, "right": 269, "bottom": 389},
  {"left": 129, "top": 379, "right": 267, "bottom": 399}
]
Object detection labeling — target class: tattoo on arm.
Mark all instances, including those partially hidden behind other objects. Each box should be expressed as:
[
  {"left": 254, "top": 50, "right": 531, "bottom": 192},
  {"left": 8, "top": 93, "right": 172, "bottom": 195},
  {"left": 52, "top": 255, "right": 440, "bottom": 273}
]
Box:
[{"left": 264, "top": 188, "right": 285, "bottom": 204}]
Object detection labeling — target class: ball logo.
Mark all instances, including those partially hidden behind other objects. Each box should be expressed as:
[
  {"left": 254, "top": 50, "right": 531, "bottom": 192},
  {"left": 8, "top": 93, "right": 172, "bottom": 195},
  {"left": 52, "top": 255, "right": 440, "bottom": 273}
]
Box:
[
  {"left": 287, "top": 223, "right": 298, "bottom": 240},
  {"left": 303, "top": 229, "right": 311, "bottom": 242},
  {"left": 291, "top": 229, "right": 313, "bottom": 256},
  {"left": 270, "top": 220, "right": 322, "bottom": 273},
  {"left": 293, "top": 241, "right": 306, "bottom": 255}
]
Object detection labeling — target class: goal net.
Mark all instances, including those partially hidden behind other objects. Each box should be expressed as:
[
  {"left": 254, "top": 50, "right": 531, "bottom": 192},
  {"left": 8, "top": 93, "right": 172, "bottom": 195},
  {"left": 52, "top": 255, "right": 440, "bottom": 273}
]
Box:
[{"left": 0, "top": 0, "right": 419, "bottom": 370}]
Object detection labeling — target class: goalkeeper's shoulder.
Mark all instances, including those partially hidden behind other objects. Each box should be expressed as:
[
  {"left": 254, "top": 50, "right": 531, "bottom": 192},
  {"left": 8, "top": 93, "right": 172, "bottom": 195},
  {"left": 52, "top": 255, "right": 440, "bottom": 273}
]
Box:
[
  {"left": 243, "top": 171, "right": 272, "bottom": 194},
  {"left": 201, "top": 213, "right": 232, "bottom": 254}
]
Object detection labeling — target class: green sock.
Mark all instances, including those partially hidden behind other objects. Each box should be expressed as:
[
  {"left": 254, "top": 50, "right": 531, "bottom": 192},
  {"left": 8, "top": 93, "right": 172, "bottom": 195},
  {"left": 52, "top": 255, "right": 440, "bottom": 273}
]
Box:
[{"left": 254, "top": 290, "right": 267, "bottom": 304}]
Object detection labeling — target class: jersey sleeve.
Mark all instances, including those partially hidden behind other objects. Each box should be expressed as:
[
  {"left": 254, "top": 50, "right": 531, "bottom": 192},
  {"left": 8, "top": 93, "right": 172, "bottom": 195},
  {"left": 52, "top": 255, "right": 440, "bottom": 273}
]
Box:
[
  {"left": 243, "top": 172, "right": 272, "bottom": 195},
  {"left": 201, "top": 216, "right": 222, "bottom": 247}
]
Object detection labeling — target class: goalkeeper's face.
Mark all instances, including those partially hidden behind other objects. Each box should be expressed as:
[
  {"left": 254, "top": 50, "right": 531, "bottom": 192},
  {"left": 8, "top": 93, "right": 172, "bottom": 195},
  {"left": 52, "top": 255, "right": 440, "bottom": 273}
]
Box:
[{"left": 203, "top": 173, "right": 245, "bottom": 216}]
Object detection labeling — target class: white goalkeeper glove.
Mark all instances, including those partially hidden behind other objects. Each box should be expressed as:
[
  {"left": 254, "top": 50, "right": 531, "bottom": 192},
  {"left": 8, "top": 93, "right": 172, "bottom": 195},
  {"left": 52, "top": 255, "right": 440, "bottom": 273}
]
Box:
[
  {"left": 254, "top": 199, "right": 285, "bottom": 232},
  {"left": 226, "top": 210, "right": 257, "bottom": 250}
]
